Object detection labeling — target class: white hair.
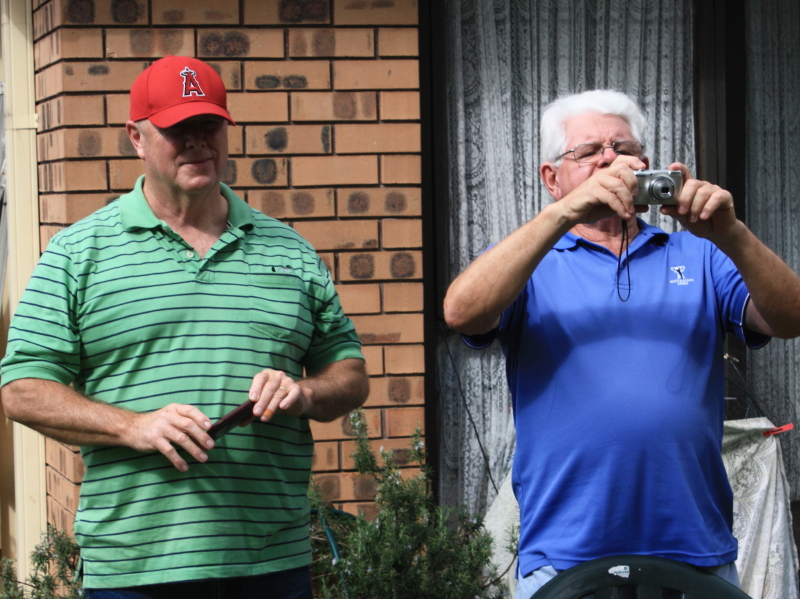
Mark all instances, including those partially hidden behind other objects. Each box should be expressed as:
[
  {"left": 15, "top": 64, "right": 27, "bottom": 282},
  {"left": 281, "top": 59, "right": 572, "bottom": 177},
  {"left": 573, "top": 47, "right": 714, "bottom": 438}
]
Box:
[{"left": 540, "top": 90, "right": 647, "bottom": 163}]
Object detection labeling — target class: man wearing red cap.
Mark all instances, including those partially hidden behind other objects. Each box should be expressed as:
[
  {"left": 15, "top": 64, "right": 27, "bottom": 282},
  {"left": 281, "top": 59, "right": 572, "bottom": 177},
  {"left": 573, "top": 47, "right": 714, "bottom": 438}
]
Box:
[{"left": 2, "top": 56, "right": 368, "bottom": 598}]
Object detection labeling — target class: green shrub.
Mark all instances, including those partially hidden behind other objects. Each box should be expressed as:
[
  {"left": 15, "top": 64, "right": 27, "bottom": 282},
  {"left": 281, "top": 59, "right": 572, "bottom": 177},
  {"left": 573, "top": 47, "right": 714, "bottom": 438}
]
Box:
[
  {"left": 310, "top": 410, "right": 514, "bottom": 599},
  {"left": 1, "top": 526, "right": 82, "bottom": 599}
]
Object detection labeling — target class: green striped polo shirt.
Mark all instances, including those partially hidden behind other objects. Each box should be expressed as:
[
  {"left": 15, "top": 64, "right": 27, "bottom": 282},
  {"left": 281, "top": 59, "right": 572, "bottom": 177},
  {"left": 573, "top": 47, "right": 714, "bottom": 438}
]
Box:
[{"left": 1, "top": 176, "right": 364, "bottom": 588}]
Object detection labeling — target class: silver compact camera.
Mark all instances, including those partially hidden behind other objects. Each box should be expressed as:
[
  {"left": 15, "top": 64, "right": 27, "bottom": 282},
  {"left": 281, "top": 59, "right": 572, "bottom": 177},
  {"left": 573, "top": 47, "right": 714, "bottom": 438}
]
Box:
[{"left": 634, "top": 170, "right": 682, "bottom": 205}]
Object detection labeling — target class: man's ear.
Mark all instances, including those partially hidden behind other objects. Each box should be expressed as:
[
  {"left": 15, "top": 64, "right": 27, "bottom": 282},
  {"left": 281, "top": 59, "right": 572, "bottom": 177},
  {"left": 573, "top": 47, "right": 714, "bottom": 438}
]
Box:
[
  {"left": 126, "top": 121, "right": 146, "bottom": 160},
  {"left": 539, "top": 162, "right": 562, "bottom": 200}
]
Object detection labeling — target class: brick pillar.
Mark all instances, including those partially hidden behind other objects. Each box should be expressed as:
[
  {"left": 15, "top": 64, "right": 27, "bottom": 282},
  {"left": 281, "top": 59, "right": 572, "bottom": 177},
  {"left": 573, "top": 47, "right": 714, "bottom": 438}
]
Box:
[{"left": 32, "top": 0, "right": 423, "bottom": 527}]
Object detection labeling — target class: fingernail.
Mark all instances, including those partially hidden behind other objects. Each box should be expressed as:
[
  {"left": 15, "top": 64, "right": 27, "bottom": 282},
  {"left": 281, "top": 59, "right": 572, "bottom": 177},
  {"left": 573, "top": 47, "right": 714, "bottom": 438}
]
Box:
[
  {"left": 253, "top": 406, "right": 262, "bottom": 416},
  {"left": 206, "top": 440, "right": 214, "bottom": 449},
  {"left": 204, "top": 421, "right": 211, "bottom": 429},
  {"left": 180, "top": 464, "right": 188, "bottom": 472},
  {"left": 199, "top": 453, "right": 207, "bottom": 461},
  {"left": 249, "top": 391, "right": 258, "bottom": 400},
  {"left": 263, "top": 408, "right": 274, "bottom": 421}
]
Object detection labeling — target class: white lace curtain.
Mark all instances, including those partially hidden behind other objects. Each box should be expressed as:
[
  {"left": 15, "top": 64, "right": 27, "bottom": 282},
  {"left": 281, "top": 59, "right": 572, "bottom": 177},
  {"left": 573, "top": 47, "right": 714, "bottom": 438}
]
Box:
[{"left": 437, "top": 0, "right": 696, "bottom": 514}]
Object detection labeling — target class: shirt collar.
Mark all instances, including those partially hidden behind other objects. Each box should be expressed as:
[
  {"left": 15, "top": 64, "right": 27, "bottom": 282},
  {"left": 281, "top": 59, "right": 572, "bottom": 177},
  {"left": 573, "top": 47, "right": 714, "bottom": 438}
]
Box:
[
  {"left": 120, "top": 175, "right": 254, "bottom": 232},
  {"left": 553, "top": 218, "right": 669, "bottom": 251}
]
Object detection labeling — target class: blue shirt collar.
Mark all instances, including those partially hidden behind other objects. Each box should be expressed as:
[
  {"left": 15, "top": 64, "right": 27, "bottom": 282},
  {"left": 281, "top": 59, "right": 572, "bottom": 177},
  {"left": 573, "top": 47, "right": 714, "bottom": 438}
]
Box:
[{"left": 553, "top": 218, "right": 669, "bottom": 252}]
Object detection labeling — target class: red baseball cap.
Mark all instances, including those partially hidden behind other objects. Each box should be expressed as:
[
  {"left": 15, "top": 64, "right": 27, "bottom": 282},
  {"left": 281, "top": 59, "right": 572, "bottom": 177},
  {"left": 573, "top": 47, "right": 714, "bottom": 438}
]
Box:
[{"left": 130, "top": 56, "right": 235, "bottom": 128}]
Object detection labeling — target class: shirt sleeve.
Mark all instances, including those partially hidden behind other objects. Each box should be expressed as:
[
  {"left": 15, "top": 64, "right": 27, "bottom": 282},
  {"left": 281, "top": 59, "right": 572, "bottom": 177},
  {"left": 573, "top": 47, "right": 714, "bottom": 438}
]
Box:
[
  {"left": 710, "top": 244, "right": 770, "bottom": 349},
  {"left": 1, "top": 241, "right": 82, "bottom": 386},
  {"left": 303, "top": 256, "right": 364, "bottom": 374}
]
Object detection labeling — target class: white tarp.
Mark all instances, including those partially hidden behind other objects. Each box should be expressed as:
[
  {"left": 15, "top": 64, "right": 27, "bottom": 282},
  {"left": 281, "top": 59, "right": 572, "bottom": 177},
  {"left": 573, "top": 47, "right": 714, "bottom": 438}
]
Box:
[{"left": 485, "top": 417, "right": 799, "bottom": 598}]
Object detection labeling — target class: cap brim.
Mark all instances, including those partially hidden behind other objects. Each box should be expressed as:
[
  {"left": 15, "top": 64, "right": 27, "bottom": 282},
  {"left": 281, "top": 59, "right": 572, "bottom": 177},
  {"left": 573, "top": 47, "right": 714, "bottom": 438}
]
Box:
[{"left": 148, "top": 102, "right": 236, "bottom": 128}]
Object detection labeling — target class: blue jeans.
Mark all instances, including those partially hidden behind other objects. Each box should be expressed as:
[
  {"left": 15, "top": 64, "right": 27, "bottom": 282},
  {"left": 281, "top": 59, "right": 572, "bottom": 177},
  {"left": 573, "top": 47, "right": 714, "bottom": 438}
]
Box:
[
  {"left": 516, "top": 562, "right": 740, "bottom": 599},
  {"left": 84, "top": 566, "right": 312, "bottom": 599}
]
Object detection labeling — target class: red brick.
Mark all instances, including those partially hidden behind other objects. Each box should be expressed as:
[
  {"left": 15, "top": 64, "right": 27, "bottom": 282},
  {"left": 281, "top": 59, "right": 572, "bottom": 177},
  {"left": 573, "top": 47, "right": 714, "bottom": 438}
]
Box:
[
  {"left": 245, "top": 125, "right": 332, "bottom": 155},
  {"left": 46, "top": 466, "right": 80, "bottom": 513},
  {"left": 248, "top": 188, "right": 335, "bottom": 220},
  {"left": 339, "top": 502, "right": 378, "bottom": 519},
  {"left": 293, "top": 155, "right": 378, "bottom": 187},
  {"left": 340, "top": 438, "right": 415, "bottom": 470},
  {"left": 289, "top": 29, "right": 374, "bottom": 58},
  {"left": 106, "top": 29, "right": 194, "bottom": 59},
  {"left": 334, "top": 0, "right": 418, "bottom": 25},
  {"left": 35, "top": 29, "right": 103, "bottom": 70},
  {"left": 294, "top": 220, "right": 378, "bottom": 251},
  {"left": 381, "top": 154, "right": 421, "bottom": 184},
  {"left": 313, "top": 471, "right": 377, "bottom": 502},
  {"left": 106, "top": 94, "right": 130, "bottom": 125},
  {"left": 312, "top": 441, "right": 340, "bottom": 472},
  {"left": 36, "top": 62, "right": 148, "bottom": 102},
  {"left": 34, "top": 0, "right": 149, "bottom": 39},
  {"left": 109, "top": 159, "right": 145, "bottom": 191},
  {"left": 318, "top": 252, "right": 334, "bottom": 275},
  {"left": 228, "top": 126, "right": 244, "bottom": 156},
  {"left": 340, "top": 251, "right": 423, "bottom": 281},
  {"left": 152, "top": 0, "right": 238, "bottom": 25},
  {"left": 361, "top": 346, "right": 384, "bottom": 376},
  {"left": 228, "top": 92, "right": 289, "bottom": 123},
  {"left": 335, "top": 123, "right": 420, "bottom": 154},
  {"left": 199, "top": 29, "right": 284, "bottom": 59},
  {"left": 310, "top": 409, "right": 382, "bottom": 441},
  {"left": 245, "top": 61, "right": 331, "bottom": 91},
  {"left": 384, "top": 344, "right": 424, "bottom": 375},
  {"left": 39, "top": 161, "right": 107, "bottom": 193},
  {"left": 41, "top": 225, "right": 66, "bottom": 248},
  {"left": 382, "top": 218, "right": 422, "bottom": 249},
  {"left": 244, "top": 0, "right": 331, "bottom": 25},
  {"left": 45, "top": 438, "right": 85, "bottom": 484},
  {"left": 379, "top": 91, "right": 420, "bottom": 120},
  {"left": 335, "top": 283, "right": 381, "bottom": 315},
  {"left": 291, "top": 91, "right": 377, "bottom": 121},
  {"left": 334, "top": 60, "right": 419, "bottom": 90},
  {"left": 383, "top": 282, "right": 423, "bottom": 312},
  {"left": 222, "top": 158, "right": 288, "bottom": 188},
  {"left": 337, "top": 187, "right": 421, "bottom": 217},
  {"left": 47, "top": 495, "right": 75, "bottom": 536},
  {"left": 38, "top": 128, "right": 135, "bottom": 161},
  {"left": 385, "top": 407, "right": 425, "bottom": 438},
  {"left": 350, "top": 314, "right": 423, "bottom": 345},
  {"left": 378, "top": 28, "right": 419, "bottom": 57},
  {"left": 205, "top": 61, "right": 243, "bottom": 90},
  {"left": 364, "top": 376, "right": 424, "bottom": 408},
  {"left": 40, "top": 193, "right": 118, "bottom": 224},
  {"left": 37, "top": 95, "right": 106, "bottom": 131}
]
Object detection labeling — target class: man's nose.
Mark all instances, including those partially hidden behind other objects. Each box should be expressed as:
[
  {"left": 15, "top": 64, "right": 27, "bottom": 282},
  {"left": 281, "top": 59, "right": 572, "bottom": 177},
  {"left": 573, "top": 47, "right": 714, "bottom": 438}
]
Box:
[
  {"left": 596, "top": 145, "right": 616, "bottom": 167},
  {"left": 185, "top": 131, "right": 207, "bottom": 148}
]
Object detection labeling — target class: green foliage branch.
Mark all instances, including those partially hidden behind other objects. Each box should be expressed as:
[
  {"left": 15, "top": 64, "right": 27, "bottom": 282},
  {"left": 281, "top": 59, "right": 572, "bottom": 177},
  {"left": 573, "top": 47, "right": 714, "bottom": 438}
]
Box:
[
  {"left": 310, "top": 409, "right": 515, "bottom": 599},
  {"left": 1, "top": 525, "right": 82, "bottom": 599}
]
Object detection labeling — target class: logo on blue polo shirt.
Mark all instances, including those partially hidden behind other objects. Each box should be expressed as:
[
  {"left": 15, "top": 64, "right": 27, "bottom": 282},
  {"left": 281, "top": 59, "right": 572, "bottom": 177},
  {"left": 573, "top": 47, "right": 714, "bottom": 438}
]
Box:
[{"left": 670, "top": 265, "right": 694, "bottom": 286}]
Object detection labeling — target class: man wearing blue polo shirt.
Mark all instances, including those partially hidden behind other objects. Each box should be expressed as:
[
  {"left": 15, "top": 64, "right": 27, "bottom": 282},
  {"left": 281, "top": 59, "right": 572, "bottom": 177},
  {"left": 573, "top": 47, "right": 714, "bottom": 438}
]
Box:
[{"left": 443, "top": 90, "right": 800, "bottom": 598}]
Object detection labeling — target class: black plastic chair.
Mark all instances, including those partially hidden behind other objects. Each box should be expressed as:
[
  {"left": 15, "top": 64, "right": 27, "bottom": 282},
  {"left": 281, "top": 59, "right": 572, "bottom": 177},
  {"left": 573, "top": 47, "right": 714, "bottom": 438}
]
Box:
[{"left": 531, "top": 555, "right": 752, "bottom": 599}]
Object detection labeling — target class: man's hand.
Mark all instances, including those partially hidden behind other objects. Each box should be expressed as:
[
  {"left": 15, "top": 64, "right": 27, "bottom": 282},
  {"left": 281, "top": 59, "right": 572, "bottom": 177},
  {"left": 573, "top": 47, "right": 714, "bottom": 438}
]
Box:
[
  {"left": 660, "top": 162, "right": 738, "bottom": 240},
  {"left": 247, "top": 369, "right": 310, "bottom": 422},
  {"left": 126, "top": 403, "right": 214, "bottom": 472},
  {"left": 553, "top": 155, "right": 648, "bottom": 226}
]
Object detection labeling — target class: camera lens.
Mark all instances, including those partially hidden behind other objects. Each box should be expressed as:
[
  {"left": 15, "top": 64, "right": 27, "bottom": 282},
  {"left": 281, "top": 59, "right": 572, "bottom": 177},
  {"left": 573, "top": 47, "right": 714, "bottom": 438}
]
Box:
[{"left": 649, "top": 176, "right": 676, "bottom": 202}]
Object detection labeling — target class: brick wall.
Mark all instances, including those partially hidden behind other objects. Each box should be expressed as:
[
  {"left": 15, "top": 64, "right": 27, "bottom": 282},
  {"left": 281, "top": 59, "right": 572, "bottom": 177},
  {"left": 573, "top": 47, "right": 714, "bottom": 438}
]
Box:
[{"left": 33, "top": 0, "right": 423, "bottom": 527}]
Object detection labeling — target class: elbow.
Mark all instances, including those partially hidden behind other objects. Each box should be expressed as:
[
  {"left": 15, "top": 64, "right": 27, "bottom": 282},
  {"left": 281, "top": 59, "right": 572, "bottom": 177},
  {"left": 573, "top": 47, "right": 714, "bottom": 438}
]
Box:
[
  {"left": 443, "top": 295, "right": 472, "bottom": 334},
  {"left": 1, "top": 384, "right": 23, "bottom": 422}
]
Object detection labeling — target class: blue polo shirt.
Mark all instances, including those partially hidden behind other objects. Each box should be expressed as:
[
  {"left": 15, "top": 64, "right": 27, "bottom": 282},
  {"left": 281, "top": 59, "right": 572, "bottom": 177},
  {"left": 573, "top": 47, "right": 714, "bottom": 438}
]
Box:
[{"left": 466, "top": 220, "right": 769, "bottom": 576}]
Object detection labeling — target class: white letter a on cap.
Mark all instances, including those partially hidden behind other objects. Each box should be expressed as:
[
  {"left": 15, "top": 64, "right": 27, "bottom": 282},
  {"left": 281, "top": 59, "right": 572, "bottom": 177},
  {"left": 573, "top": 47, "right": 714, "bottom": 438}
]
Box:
[{"left": 180, "top": 67, "right": 205, "bottom": 97}]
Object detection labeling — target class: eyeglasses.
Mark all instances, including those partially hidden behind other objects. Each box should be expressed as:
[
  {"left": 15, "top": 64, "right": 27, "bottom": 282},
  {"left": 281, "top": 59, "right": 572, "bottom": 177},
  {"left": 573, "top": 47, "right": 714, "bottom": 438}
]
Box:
[{"left": 556, "top": 140, "right": 644, "bottom": 163}]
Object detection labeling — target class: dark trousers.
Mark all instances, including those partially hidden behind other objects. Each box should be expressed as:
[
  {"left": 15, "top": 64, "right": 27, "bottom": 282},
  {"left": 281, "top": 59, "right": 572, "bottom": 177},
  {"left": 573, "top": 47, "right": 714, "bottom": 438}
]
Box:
[{"left": 85, "top": 565, "right": 313, "bottom": 599}]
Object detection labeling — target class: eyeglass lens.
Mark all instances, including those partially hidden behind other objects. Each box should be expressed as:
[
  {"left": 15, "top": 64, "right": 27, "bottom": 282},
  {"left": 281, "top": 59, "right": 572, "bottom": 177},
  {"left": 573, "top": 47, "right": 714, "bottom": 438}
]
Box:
[{"left": 573, "top": 140, "right": 642, "bottom": 162}]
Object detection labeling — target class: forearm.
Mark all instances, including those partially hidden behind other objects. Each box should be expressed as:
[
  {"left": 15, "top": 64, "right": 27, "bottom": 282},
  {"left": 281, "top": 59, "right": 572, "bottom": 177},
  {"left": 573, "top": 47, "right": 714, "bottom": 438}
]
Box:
[
  {"left": 298, "top": 359, "right": 369, "bottom": 422},
  {"left": 713, "top": 221, "right": 800, "bottom": 338},
  {"left": 443, "top": 201, "right": 572, "bottom": 335},
  {"left": 1, "top": 378, "right": 137, "bottom": 446}
]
